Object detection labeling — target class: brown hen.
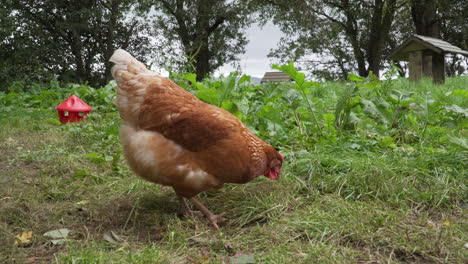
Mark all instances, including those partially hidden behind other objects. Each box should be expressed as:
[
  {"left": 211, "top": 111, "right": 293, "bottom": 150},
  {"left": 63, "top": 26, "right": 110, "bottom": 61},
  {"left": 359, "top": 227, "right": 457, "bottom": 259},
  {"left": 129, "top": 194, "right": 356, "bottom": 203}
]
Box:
[{"left": 109, "top": 49, "right": 284, "bottom": 229}]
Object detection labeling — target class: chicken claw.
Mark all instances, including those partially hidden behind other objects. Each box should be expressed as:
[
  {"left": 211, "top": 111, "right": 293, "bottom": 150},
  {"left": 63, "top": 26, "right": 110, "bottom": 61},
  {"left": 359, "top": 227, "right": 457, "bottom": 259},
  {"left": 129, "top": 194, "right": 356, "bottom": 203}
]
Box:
[{"left": 190, "top": 197, "right": 226, "bottom": 230}]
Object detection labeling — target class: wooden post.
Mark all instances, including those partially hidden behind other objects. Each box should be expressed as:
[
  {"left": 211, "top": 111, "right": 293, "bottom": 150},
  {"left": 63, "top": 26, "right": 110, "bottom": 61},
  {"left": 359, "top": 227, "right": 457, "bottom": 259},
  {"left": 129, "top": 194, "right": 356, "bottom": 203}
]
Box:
[
  {"left": 422, "top": 51, "right": 433, "bottom": 77},
  {"left": 432, "top": 53, "right": 445, "bottom": 84},
  {"left": 409, "top": 51, "right": 423, "bottom": 82}
]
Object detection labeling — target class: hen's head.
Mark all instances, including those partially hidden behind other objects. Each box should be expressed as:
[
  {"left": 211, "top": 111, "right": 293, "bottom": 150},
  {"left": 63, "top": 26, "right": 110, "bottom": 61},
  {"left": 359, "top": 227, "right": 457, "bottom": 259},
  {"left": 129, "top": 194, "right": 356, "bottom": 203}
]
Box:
[{"left": 263, "top": 147, "right": 284, "bottom": 180}]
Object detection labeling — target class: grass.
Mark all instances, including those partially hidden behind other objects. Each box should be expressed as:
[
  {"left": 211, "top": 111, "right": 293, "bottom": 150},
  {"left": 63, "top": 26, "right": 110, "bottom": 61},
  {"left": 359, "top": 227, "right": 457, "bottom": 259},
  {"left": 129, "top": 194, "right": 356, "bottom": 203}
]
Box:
[{"left": 0, "top": 76, "right": 467, "bottom": 263}]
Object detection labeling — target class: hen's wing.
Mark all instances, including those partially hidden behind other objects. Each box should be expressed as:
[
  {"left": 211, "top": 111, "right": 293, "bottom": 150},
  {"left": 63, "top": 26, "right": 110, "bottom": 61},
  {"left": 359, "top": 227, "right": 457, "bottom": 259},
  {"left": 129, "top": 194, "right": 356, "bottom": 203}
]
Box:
[
  {"left": 110, "top": 49, "right": 249, "bottom": 154},
  {"left": 137, "top": 79, "right": 245, "bottom": 153}
]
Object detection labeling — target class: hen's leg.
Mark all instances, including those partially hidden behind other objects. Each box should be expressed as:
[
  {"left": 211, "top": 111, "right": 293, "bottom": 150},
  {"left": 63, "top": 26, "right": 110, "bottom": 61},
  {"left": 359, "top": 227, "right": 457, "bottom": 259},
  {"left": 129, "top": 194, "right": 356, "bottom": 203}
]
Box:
[
  {"left": 190, "top": 196, "right": 225, "bottom": 230},
  {"left": 176, "top": 194, "right": 202, "bottom": 218}
]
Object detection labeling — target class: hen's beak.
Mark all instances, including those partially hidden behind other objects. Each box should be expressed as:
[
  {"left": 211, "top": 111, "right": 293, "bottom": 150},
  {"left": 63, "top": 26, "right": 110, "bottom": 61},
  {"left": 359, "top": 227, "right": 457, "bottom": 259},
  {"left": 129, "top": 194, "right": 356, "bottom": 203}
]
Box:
[{"left": 264, "top": 168, "right": 280, "bottom": 179}]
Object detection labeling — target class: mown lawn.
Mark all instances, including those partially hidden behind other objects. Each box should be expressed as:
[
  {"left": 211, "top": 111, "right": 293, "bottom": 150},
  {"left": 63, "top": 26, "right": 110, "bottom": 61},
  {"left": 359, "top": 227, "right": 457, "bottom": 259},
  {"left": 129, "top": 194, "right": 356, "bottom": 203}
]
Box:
[{"left": 0, "top": 75, "right": 467, "bottom": 263}]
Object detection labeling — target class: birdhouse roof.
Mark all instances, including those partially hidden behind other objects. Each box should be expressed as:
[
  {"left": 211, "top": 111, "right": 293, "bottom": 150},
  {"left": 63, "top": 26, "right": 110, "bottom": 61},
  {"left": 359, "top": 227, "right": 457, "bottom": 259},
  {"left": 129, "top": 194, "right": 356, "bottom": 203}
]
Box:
[
  {"left": 56, "top": 95, "right": 92, "bottom": 111},
  {"left": 387, "top": 35, "right": 468, "bottom": 61},
  {"left": 260, "top": 72, "right": 293, "bottom": 83}
]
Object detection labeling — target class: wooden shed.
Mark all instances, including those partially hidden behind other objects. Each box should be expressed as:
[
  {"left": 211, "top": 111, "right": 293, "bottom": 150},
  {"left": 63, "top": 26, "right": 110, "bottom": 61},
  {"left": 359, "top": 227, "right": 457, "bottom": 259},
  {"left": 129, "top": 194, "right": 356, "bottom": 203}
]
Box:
[
  {"left": 260, "top": 72, "right": 293, "bottom": 84},
  {"left": 387, "top": 35, "right": 468, "bottom": 84}
]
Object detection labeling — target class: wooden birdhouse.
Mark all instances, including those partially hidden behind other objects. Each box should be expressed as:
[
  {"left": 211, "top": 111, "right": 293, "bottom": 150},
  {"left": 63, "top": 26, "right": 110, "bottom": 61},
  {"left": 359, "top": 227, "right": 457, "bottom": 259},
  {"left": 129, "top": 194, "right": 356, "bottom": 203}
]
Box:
[
  {"left": 387, "top": 35, "right": 468, "bottom": 84},
  {"left": 56, "top": 95, "right": 92, "bottom": 124}
]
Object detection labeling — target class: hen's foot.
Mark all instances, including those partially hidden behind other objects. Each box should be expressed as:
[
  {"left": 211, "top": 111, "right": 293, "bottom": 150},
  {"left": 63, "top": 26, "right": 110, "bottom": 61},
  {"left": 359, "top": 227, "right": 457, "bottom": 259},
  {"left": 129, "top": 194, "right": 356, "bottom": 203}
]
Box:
[
  {"left": 177, "top": 208, "right": 204, "bottom": 218},
  {"left": 207, "top": 213, "right": 226, "bottom": 229},
  {"left": 190, "top": 197, "right": 226, "bottom": 230}
]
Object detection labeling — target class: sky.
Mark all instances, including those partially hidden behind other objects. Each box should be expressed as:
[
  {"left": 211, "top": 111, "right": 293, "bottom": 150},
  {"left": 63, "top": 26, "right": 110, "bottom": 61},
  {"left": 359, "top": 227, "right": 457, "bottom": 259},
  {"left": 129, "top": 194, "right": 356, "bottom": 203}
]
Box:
[{"left": 214, "top": 23, "right": 285, "bottom": 78}]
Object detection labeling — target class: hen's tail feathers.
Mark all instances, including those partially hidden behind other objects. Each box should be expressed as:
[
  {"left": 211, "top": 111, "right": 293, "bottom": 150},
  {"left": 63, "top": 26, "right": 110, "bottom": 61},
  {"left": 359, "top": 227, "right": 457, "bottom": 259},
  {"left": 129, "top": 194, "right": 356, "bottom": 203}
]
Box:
[
  {"left": 109, "top": 49, "right": 148, "bottom": 83},
  {"left": 110, "top": 49, "right": 156, "bottom": 123}
]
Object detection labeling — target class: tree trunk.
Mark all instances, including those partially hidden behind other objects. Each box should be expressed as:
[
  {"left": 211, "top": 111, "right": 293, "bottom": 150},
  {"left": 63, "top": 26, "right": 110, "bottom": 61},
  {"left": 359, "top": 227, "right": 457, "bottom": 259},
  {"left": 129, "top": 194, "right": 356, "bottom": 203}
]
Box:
[
  {"left": 411, "top": 0, "right": 440, "bottom": 37},
  {"left": 193, "top": 1, "right": 209, "bottom": 81},
  {"left": 366, "top": 0, "right": 397, "bottom": 77},
  {"left": 70, "top": 31, "right": 85, "bottom": 82},
  {"left": 342, "top": 0, "right": 368, "bottom": 77},
  {"left": 104, "top": 0, "right": 119, "bottom": 83},
  {"left": 195, "top": 42, "right": 210, "bottom": 81},
  {"left": 411, "top": 0, "right": 444, "bottom": 84},
  {"left": 341, "top": 0, "right": 396, "bottom": 78}
]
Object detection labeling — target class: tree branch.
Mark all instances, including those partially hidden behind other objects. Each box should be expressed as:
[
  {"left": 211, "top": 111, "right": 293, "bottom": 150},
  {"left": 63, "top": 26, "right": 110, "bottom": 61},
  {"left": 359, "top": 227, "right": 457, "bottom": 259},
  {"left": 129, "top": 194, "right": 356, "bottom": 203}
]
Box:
[{"left": 206, "top": 16, "right": 226, "bottom": 34}]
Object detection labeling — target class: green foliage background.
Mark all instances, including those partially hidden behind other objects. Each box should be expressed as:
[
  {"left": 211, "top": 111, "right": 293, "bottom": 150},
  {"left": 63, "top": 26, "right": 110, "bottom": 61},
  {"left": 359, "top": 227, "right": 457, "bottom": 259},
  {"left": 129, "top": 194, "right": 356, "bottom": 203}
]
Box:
[
  {"left": 0, "top": 64, "right": 467, "bottom": 263},
  {"left": 1, "top": 64, "right": 466, "bottom": 207}
]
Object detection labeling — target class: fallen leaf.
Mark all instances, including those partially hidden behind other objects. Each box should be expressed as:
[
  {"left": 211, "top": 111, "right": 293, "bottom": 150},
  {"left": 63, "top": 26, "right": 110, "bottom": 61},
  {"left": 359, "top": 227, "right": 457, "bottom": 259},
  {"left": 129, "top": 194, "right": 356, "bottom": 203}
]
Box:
[
  {"left": 43, "top": 228, "right": 71, "bottom": 239},
  {"left": 15, "top": 231, "right": 33, "bottom": 245},
  {"left": 230, "top": 254, "right": 256, "bottom": 264},
  {"left": 76, "top": 200, "right": 89, "bottom": 206},
  {"left": 50, "top": 239, "right": 70, "bottom": 245},
  {"left": 103, "top": 231, "right": 123, "bottom": 245}
]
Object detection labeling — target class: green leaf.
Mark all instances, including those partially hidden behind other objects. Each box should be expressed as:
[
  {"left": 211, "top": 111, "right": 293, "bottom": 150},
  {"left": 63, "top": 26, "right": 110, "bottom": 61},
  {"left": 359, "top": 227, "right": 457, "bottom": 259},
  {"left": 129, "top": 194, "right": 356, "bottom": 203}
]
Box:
[
  {"left": 85, "top": 152, "right": 101, "bottom": 159},
  {"left": 179, "top": 73, "right": 204, "bottom": 89},
  {"left": 448, "top": 89, "right": 468, "bottom": 98},
  {"left": 73, "top": 169, "right": 89, "bottom": 179},
  {"left": 361, "top": 99, "right": 390, "bottom": 124},
  {"left": 197, "top": 88, "right": 220, "bottom": 105},
  {"left": 296, "top": 106, "right": 313, "bottom": 120},
  {"left": 445, "top": 104, "right": 468, "bottom": 117},
  {"left": 238, "top": 74, "right": 251, "bottom": 85},
  {"left": 236, "top": 97, "right": 250, "bottom": 115},
  {"left": 257, "top": 102, "right": 283, "bottom": 124},
  {"left": 221, "top": 101, "right": 242, "bottom": 119},
  {"left": 180, "top": 73, "right": 197, "bottom": 84},
  {"left": 46, "top": 118, "right": 62, "bottom": 125},
  {"left": 272, "top": 62, "right": 304, "bottom": 84},
  {"left": 323, "top": 112, "right": 336, "bottom": 128},
  {"left": 348, "top": 73, "right": 366, "bottom": 82},
  {"left": 378, "top": 136, "right": 396, "bottom": 149},
  {"left": 85, "top": 152, "right": 105, "bottom": 164},
  {"left": 447, "top": 135, "right": 468, "bottom": 150}
]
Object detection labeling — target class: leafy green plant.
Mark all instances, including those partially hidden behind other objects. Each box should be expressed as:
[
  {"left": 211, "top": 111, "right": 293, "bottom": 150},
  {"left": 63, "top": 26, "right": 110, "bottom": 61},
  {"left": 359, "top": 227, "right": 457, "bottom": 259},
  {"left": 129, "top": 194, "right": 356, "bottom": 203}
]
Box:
[
  {"left": 273, "top": 62, "right": 323, "bottom": 136},
  {"left": 1, "top": 70, "right": 467, "bottom": 264}
]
